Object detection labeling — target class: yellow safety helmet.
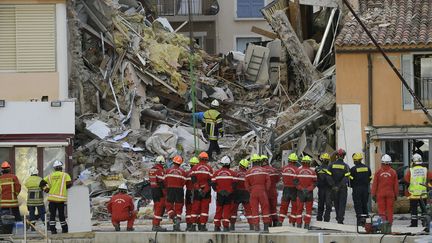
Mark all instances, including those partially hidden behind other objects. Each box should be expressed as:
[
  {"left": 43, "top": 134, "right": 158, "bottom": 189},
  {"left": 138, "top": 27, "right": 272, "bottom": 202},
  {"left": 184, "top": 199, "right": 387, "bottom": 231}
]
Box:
[
  {"left": 250, "top": 154, "right": 261, "bottom": 162},
  {"left": 189, "top": 156, "right": 199, "bottom": 165},
  {"left": 239, "top": 159, "right": 249, "bottom": 168},
  {"left": 353, "top": 153, "right": 363, "bottom": 161},
  {"left": 302, "top": 155, "right": 312, "bottom": 163},
  {"left": 288, "top": 153, "right": 298, "bottom": 162},
  {"left": 320, "top": 153, "right": 330, "bottom": 161}
]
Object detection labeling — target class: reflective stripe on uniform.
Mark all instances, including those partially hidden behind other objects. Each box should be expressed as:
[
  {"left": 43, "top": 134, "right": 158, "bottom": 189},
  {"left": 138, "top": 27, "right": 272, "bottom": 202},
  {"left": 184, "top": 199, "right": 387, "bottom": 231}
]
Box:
[
  {"left": 332, "top": 164, "right": 345, "bottom": 169},
  {"left": 356, "top": 167, "right": 369, "bottom": 173}
]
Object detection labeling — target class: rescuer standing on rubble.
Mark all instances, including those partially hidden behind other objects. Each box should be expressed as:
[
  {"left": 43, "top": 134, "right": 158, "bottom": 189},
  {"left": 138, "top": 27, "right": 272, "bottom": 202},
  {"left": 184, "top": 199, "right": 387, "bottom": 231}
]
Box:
[
  {"left": 164, "top": 155, "right": 186, "bottom": 231},
  {"left": 295, "top": 155, "right": 317, "bottom": 229},
  {"left": 371, "top": 154, "right": 398, "bottom": 226},
  {"left": 329, "top": 149, "right": 351, "bottom": 224},
  {"left": 315, "top": 153, "right": 333, "bottom": 222},
  {"left": 231, "top": 159, "right": 253, "bottom": 230},
  {"left": 350, "top": 152, "right": 372, "bottom": 225},
  {"left": 185, "top": 156, "right": 199, "bottom": 231},
  {"left": 149, "top": 155, "right": 167, "bottom": 232},
  {"left": 40, "top": 160, "right": 71, "bottom": 234},
  {"left": 245, "top": 154, "right": 271, "bottom": 232},
  {"left": 107, "top": 183, "right": 137, "bottom": 231},
  {"left": 203, "top": 100, "right": 224, "bottom": 161},
  {"left": 212, "top": 156, "right": 237, "bottom": 232},
  {"left": 278, "top": 153, "right": 299, "bottom": 226},
  {"left": 191, "top": 152, "right": 213, "bottom": 231},
  {"left": 261, "top": 154, "right": 280, "bottom": 227},
  {"left": 0, "top": 161, "right": 21, "bottom": 221},
  {"left": 25, "top": 167, "right": 45, "bottom": 230},
  {"left": 404, "top": 153, "right": 432, "bottom": 227}
]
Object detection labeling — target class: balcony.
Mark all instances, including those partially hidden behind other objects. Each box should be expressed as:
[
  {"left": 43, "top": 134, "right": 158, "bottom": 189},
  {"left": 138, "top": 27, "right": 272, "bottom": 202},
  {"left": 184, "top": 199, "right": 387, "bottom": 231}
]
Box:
[{"left": 152, "top": 0, "right": 219, "bottom": 16}]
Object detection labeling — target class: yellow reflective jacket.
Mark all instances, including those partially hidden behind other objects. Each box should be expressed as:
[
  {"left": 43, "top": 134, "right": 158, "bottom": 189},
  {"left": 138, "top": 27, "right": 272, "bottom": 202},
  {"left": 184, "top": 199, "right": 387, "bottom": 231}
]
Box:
[
  {"left": 25, "top": 175, "right": 44, "bottom": 206},
  {"left": 44, "top": 171, "right": 71, "bottom": 202}
]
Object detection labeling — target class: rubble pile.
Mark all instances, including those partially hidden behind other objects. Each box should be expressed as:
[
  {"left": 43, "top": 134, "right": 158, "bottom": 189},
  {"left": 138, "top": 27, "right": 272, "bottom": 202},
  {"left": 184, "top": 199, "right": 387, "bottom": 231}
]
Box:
[{"left": 68, "top": 0, "right": 340, "bottom": 219}]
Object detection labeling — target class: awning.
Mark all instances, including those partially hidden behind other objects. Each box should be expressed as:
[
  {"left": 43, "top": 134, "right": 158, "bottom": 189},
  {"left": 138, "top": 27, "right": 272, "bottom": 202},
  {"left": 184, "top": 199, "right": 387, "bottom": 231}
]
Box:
[{"left": 369, "top": 126, "right": 432, "bottom": 140}]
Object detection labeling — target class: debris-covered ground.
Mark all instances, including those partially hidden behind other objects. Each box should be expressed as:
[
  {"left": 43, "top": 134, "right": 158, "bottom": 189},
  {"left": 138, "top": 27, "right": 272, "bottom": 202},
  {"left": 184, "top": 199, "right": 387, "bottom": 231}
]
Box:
[{"left": 67, "top": 0, "right": 339, "bottom": 220}]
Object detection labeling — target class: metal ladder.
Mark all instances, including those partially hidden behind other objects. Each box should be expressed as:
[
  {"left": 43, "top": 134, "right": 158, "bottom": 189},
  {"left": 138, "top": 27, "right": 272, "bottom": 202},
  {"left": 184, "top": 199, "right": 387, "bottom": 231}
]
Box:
[{"left": 245, "top": 48, "right": 265, "bottom": 82}]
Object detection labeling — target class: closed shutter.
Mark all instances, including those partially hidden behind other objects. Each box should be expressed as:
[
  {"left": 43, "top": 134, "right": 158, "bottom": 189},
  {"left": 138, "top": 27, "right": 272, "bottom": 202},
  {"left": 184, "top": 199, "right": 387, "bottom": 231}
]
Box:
[
  {"left": 237, "top": 0, "right": 264, "bottom": 18},
  {"left": 16, "top": 5, "right": 56, "bottom": 72},
  {"left": 401, "top": 54, "right": 414, "bottom": 110},
  {"left": 0, "top": 6, "right": 16, "bottom": 71}
]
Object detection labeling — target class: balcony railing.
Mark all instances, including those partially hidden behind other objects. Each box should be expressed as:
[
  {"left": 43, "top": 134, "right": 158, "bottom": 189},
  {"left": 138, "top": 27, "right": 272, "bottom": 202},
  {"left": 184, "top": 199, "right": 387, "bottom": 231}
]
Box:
[
  {"left": 417, "top": 77, "right": 432, "bottom": 109},
  {"left": 153, "top": 0, "right": 219, "bottom": 16}
]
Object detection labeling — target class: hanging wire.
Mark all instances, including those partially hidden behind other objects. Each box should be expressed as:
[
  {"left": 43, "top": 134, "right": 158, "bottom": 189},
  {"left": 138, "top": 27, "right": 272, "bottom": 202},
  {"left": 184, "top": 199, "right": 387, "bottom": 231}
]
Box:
[{"left": 188, "top": 0, "right": 198, "bottom": 154}]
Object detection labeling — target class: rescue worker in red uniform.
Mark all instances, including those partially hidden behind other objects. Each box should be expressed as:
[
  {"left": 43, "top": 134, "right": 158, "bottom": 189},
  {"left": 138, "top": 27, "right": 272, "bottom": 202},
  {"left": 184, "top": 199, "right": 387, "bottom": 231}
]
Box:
[
  {"left": 315, "top": 153, "right": 333, "bottom": 222},
  {"left": 185, "top": 157, "right": 199, "bottom": 231},
  {"left": 261, "top": 155, "right": 280, "bottom": 227},
  {"left": 191, "top": 152, "right": 213, "bottom": 231},
  {"left": 295, "top": 155, "right": 317, "bottom": 229},
  {"left": 371, "top": 154, "right": 399, "bottom": 226},
  {"left": 278, "top": 153, "right": 299, "bottom": 226},
  {"left": 245, "top": 154, "right": 271, "bottom": 232},
  {"left": 149, "top": 156, "right": 167, "bottom": 232},
  {"left": 0, "top": 161, "right": 21, "bottom": 221},
  {"left": 231, "top": 159, "right": 253, "bottom": 230},
  {"left": 164, "top": 155, "right": 186, "bottom": 231},
  {"left": 212, "top": 156, "right": 237, "bottom": 232},
  {"left": 107, "top": 183, "right": 137, "bottom": 231}
]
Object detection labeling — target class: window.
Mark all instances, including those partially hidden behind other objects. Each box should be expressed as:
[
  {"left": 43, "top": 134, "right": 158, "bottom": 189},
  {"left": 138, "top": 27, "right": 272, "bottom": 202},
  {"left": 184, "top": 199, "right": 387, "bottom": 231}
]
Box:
[
  {"left": 236, "top": 37, "right": 261, "bottom": 53},
  {"left": 15, "top": 147, "right": 37, "bottom": 183},
  {"left": 0, "top": 5, "right": 56, "bottom": 72},
  {"left": 0, "top": 148, "right": 10, "bottom": 163},
  {"left": 43, "top": 147, "right": 65, "bottom": 177},
  {"left": 237, "top": 0, "right": 264, "bottom": 18}
]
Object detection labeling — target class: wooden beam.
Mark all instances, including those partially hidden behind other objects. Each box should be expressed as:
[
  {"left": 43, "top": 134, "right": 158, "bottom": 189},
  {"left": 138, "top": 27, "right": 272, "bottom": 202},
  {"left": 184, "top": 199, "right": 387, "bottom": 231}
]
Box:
[
  {"left": 251, "top": 26, "right": 278, "bottom": 39},
  {"left": 80, "top": 22, "right": 114, "bottom": 48},
  {"left": 311, "top": 221, "right": 357, "bottom": 232},
  {"left": 289, "top": 0, "right": 303, "bottom": 42},
  {"left": 269, "top": 225, "right": 308, "bottom": 234}
]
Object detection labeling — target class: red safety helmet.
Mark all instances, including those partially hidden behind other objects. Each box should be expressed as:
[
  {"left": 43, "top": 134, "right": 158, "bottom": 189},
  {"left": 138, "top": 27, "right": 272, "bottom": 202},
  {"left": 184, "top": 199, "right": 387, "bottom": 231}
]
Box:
[
  {"left": 1, "top": 161, "right": 10, "bottom": 169},
  {"left": 336, "top": 148, "right": 346, "bottom": 158},
  {"left": 172, "top": 155, "right": 183, "bottom": 165},
  {"left": 198, "top": 152, "right": 209, "bottom": 160}
]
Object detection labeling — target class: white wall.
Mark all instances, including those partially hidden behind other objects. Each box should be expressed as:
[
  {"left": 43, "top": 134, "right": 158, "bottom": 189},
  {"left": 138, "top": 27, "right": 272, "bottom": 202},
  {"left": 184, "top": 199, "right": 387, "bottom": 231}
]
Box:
[
  {"left": 0, "top": 101, "right": 75, "bottom": 134},
  {"left": 336, "top": 104, "right": 363, "bottom": 167},
  {"left": 56, "top": 3, "right": 68, "bottom": 99}
]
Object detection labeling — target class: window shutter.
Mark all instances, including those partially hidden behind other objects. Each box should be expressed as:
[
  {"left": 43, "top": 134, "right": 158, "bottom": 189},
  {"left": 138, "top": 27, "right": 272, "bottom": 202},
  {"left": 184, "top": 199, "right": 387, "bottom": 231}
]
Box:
[
  {"left": 16, "top": 5, "right": 56, "bottom": 72},
  {"left": 0, "top": 6, "right": 16, "bottom": 71},
  {"left": 237, "top": 0, "right": 252, "bottom": 18},
  {"left": 401, "top": 54, "right": 414, "bottom": 110},
  {"left": 251, "top": 0, "right": 264, "bottom": 18}
]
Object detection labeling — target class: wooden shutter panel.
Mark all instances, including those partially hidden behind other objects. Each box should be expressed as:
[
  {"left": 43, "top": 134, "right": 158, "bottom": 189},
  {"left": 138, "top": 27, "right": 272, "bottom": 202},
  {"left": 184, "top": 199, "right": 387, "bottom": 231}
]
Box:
[
  {"left": 16, "top": 5, "right": 55, "bottom": 72},
  {"left": 401, "top": 54, "right": 414, "bottom": 110},
  {"left": 0, "top": 6, "right": 16, "bottom": 71}
]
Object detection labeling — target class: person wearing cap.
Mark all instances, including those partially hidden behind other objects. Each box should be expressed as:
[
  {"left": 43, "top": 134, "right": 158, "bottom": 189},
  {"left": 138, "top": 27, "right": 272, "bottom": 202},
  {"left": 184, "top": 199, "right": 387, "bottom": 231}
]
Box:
[
  {"left": 39, "top": 160, "right": 71, "bottom": 234},
  {"left": 295, "top": 155, "right": 317, "bottom": 229},
  {"left": 107, "top": 183, "right": 136, "bottom": 231},
  {"left": 25, "top": 167, "right": 45, "bottom": 230},
  {"left": 245, "top": 153, "right": 271, "bottom": 232},
  {"left": 315, "top": 153, "right": 334, "bottom": 222},
  {"left": 404, "top": 153, "right": 432, "bottom": 227},
  {"left": 149, "top": 156, "right": 167, "bottom": 232},
  {"left": 191, "top": 151, "right": 213, "bottom": 231},
  {"left": 0, "top": 161, "right": 21, "bottom": 221},
  {"left": 278, "top": 153, "right": 300, "bottom": 226},
  {"left": 350, "top": 152, "right": 372, "bottom": 225},
  {"left": 212, "top": 156, "right": 237, "bottom": 232},
  {"left": 329, "top": 148, "right": 351, "bottom": 224},
  {"left": 202, "top": 99, "right": 224, "bottom": 160},
  {"left": 164, "top": 155, "right": 186, "bottom": 231},
  {"left": 231, "top": 159, "right": 253, "bottom": 230},
  {"left": 261, "top": 154, "right": 280, "bottom": 227},
  {"left": 371, "top": 154, "right": 398, "bottom": 226},
  {"left": 185, "top": 157, "right": 199, "bottom": 231}
]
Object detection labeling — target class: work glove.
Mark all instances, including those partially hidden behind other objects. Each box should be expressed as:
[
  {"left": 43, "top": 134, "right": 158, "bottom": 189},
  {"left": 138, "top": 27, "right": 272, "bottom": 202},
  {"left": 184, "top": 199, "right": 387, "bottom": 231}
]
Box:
[
  {"left": 372, "top": 196, "right": 376, "bottom": 202},
  {"left": 219, "top": 190, "right": 229, "bottom": 197}
]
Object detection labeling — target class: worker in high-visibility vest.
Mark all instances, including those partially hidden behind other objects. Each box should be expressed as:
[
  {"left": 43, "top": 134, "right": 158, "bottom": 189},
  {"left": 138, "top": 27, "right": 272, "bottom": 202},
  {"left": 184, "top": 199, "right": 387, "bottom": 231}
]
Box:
[
  {"left": 40, "top": 160, "right": 72, "bottom": 234},
  {"left": 202, "top": 100, "right": 224, "bottom": 161},
  {"left": 0, "top": 161, "right": 21, "bottom": 221},
  {"left": 404, "top": 153, "right": 432, "bottom": 227},
  {"left": 25, "top": 167, "right": 45, "bottom": 230}
]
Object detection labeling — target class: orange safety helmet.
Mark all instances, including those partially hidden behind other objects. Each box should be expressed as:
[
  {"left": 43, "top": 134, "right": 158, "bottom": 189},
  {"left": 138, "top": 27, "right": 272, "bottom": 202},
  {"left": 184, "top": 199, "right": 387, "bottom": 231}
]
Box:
[
  {"left": 1, "top": 161, "right": 10, "bottom": 169},
  {"left": 198, "top": 152, "right": 209, "bottom": 160},
  {"left": 172, "top": 155, "right": 183, "bottom": 165}
]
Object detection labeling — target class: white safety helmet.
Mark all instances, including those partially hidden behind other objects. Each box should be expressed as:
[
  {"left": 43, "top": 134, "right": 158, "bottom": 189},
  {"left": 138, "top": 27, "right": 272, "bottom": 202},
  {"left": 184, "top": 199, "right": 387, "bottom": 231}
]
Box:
[
  {"left": 118, "top": 183, "right": 128, "bottom": 190},
  {"left": 381, "top": 154, "right": 392, "bottom": 164},
  {"left": 30, "top": 167, "right": 39, "bottom": 175},
  {"left": 220, "top": 155, "right": 231, "bottom": 166},
  {"left": 155, "top": 155, "right": 166, "bottom": 165},
  {"left": 211, "top": 99, "right": 220, "bottom": 108},
  {"left": 412, "top": 153, "right": 423, "bottom": 164},
  {"left": 53, "top": 160, "right": 63, "bottom": 168}
]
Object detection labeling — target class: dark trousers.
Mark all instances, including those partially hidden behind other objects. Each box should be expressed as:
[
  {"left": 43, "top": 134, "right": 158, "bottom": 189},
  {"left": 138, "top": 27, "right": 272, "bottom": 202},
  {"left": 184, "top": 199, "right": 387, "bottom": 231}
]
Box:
[
  {"left": 49, "top": 202, "right": 68, "bottom": 233},
  {"left": 207, "top": 140, "right": 220, "bottom": 159},
  {"left": 352, "top": 186, "right": 370, "bottom": 221},
  {"left": 1, "top": 207, "right": 22, "bottom": 221},
  {"left": 317, "top": 187, "right": 332, "bottom": 222},
  {"left": 29, "top": 205, "right": 46, "bottom": 223},
  {"left": 332, "top": 186, "right": 347, "bottom": 224},
  {"left": 410, "top": 199, "right": 427, "bottom": 227}
]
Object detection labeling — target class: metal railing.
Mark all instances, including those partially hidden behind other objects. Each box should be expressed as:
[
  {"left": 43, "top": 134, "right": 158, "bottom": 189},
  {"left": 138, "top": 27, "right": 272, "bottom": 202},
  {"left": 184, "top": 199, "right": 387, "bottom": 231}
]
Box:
[
  {"left": 417, "top": 78, "right": 432, "bottom": 109},
  {"left": 153, "top": 0, "right": 218, "bottom": 16}
]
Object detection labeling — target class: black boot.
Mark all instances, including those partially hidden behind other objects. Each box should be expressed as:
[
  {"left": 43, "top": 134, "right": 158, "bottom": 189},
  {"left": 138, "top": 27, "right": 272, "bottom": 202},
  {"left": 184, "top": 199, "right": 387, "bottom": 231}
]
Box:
[
  {"left": 185, "top": 223, "right": 192, "bottom": 231},
  {"left": 126, "top": 227, "right": 135, "bottom": 231},
  {"left": 274, "top": 222, "right": 282, "bottom": 227},
  {"left": 173, "top": 217, "right": 181, "bottom": 232},
  {"left": 214, "top": 226, "right": 221, "bottom": 232},
  {"left": 61, "top": 225, "right": 68, "bottom": 234},
  {"left": 189, "top": 224, "right": 196, "bottom": 232},
  {"left": 249, "top": 224, "right": 254, "bottom": 230},
  {"left": 297, "top": 223, "right": 302, "bottom": 228},
  {"left": 223, "top": 227, "right": 230, "bottom": 232},
  {"left": 152, "top": 225, "right": 167, "bottom": 232},
  {"left": 254, "top": 224, "right": 260, "bottom": 232},
  {"left": 229, "top": 224, "right": 235, "bottom": 231},
  {"left": 304, "top": 224, "right": 310, "bottom": 230},
  {"left": 200, "top": 224, "right": 208, "bottom": 232},
  {"left": 263, "top": 224, "right": 269, "bottom": 232},
  {"left": 409, "top": 219, "right": 418, "bottom": 227},
  {"left": 114, "top": 224, "right": 120, "bottom": 232}
]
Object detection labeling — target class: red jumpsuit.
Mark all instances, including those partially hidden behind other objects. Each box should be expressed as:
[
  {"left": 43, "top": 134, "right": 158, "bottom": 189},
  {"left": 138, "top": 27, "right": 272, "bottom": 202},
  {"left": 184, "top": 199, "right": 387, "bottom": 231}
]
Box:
[
  {"left": 191, "top": 161, "right": 213, "bottom": 224},
  {"left": 212, "top": 167, "right": 237, "bottom": 228},
  {"left": 149, "top": 164, "right": 165, "bottom": 226},
  {"left": 279, "top": 163, "right": 298, "bottom": 224},
  {"left": 245, "top": 165, "right": 271, "bottom": 226},
  {"left": 296, "top": 164, "right": 317, "bottom": 225},
  {"left": 371, "top": 164, "right": 398, "bottom": 224},
  {"left": 262, "top": 165, "right": 280, "bottom": 223},
  {"left": 231, "top": 167, "right": 252, "bottom": 225},
  {"left": 107, "top": 192, "right": 137, "bottom": 228},
  {"left": 185, "top": 169, "right": 194, "bottom": 225},
  {"left": 164, "top": 164, "right": 186, "bottom": 220}
]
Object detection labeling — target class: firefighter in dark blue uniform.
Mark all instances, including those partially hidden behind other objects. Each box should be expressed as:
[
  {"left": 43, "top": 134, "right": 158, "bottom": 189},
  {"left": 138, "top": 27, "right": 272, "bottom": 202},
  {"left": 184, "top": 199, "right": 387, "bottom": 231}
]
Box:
[
  {"left": 350, "top": 153, "right": 372, "bottom": 225},
  {"left": 329, "top": 149, "right": 351, "bottom": 224},
  {"left": 315, "top": 153, "right": 334, "bottom": 222}
]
